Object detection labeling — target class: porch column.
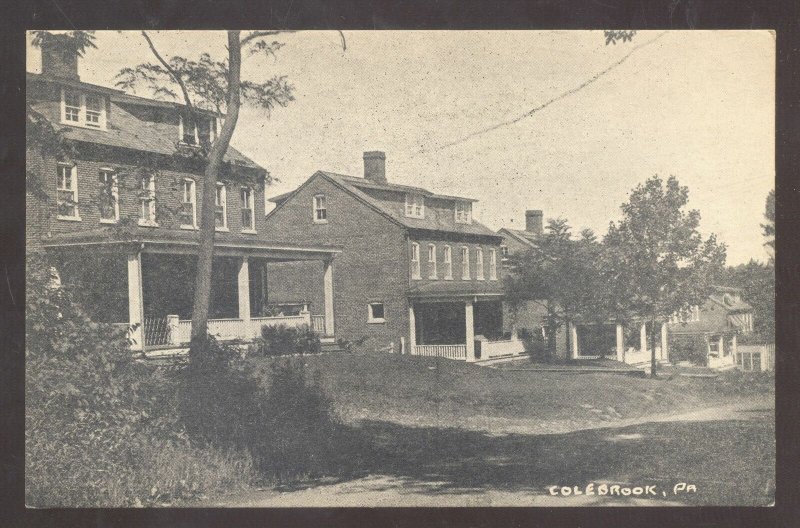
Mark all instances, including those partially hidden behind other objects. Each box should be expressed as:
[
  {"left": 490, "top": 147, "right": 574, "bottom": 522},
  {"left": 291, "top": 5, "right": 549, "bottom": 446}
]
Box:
[
  {"left": 238, "top": 256, "right": 251, "bottom": 326},
  {"left": 323, "top": 258, "right": 335, "bottom": 337},
  {"left": 465, "top": 299, "right": 476, "bottom": 362},
  {"left": 640, "top": 323, "right": 647, "bottom": 354},
  {"left": 127, "top": 251, "right": 145, "bottom": 352},
  {"left": 718, "top": 335, "right": 725, "bottom": 358},
  {"left": 732, "top": 333, "right": 738, "bottom": 361},
  {"left": 660, "top": 323, "right": 669, "bottom": 361},
  {"left": 408, "top": 302, "right": 417, "bottom": 354},
  {"left": 568, "top": 322, "right": 579, "bottom": 359},
  {"left": 616, "top": 323, "right": 624, "bottom": 362}
]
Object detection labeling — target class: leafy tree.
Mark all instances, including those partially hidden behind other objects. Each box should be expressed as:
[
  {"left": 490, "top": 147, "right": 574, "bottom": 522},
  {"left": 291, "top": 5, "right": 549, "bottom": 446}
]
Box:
[
  {"left": 505, "top": 218, "right": 613, "bottom": 359},
  {"left": 720, "top": 261, "right": 774, "bottom": 343},
  {"left": 761, "top": 189, "right": 775, "bottom": 261},
  {"left": 604, "top": 175, "right": 726, "bottom": 377}
]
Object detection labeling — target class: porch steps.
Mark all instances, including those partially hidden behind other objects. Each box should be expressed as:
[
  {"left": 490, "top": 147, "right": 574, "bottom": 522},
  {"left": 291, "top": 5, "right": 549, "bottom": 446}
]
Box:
[{"left": 320, "top": 341, "right": 345, "bottom": 353}]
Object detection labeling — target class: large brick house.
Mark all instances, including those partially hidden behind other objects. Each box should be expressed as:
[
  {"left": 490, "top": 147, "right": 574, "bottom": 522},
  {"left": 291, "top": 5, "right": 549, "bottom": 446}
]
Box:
[
  {"left": 27, "top": 43, "right": 339, "bottom": 353},
  {"left": 261, "top": 152, "right": 524, "bottom": 361}
]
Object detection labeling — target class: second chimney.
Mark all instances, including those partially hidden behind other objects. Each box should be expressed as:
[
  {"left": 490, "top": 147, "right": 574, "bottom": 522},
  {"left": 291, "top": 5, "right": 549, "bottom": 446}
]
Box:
[
  {"left": 363, "top": 151, "right": 386, "bottom": 184},
  {"left": 40, "top": 36, "right": 80, "bottom": 81},
  {"left": 525, "top": 210, "right": 543, "bottom": 235}
]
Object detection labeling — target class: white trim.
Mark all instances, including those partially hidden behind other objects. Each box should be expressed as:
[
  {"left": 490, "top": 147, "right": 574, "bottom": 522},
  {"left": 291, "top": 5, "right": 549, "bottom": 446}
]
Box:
[
  {"left": 60, "top": 88, "right": 107, "bottom": 130},
  {"left": 56, "top": 163, "right": 80, "bottom": 221},
  {"left": 98, "top": 168, "right": 119, "bottom": 223},
  {"left": 215, "top": 182, "right": 228, "bottom": 230},
  {"left": 476, "top": 247, "right": 484, "bottom": 280},
  {"left": 404, "top": 193, "right": 425, "bottom": 218},
  {"left": 489, "top": 248, "right": 498, "bottom": 280},
  {"left": 443, "top": 245, "right": 453, "bottom": 280},
  {"left": 410, "top": 242, "right": 421, "bottom": 280},
  {"left": 139, "top": 173, "right": 156, "bottom": 224},
  {"left": 240, "top": 186, "right": 256, "bottom": 232},
  {"left": 367, "top": 302, "right": 386, "bottom": 324},
  {"left": 461, "top": 246, "right": 470, "bottom": 280},
  {"left": 313, "top": 194, "right": 328, "bottom": 224},
  {"left": 427, "top": 243, "right": 437, "bottom": 279},
  {"left": 455, "top": 201, "right": 472, "bottom": 224},
  {"left": 180, "top": 178, "right": 197, "bottom": 228}
]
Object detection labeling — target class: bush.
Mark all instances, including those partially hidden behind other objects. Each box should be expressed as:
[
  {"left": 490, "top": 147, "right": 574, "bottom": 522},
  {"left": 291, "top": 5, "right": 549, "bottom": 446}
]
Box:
[
  {"left": 256, "top": 323, "right": 321, "bottom": 356},
  {"left": 669, "top": 335, "right": 708, "bottom": 366},
  {"left": 519, "top": 328, "right": 548, "bottom": 361},
  {"left": 25, "top": 252, "right": 253, "bottom": 507}
]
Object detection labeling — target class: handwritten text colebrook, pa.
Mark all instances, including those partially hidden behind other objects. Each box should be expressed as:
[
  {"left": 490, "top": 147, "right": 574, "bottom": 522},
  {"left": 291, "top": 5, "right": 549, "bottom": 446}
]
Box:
[{"left": 547, "top": 483, "right": 698, "bottom": 498}]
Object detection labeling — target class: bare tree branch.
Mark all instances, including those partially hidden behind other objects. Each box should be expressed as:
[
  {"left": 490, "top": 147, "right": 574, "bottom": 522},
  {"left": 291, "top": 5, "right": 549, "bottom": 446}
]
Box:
[
  {"left": 140, "top": 31, "right": 196, "bottom": 114},
  {"left": 240, "top": 30, "right": 296, "bottom": 47}
]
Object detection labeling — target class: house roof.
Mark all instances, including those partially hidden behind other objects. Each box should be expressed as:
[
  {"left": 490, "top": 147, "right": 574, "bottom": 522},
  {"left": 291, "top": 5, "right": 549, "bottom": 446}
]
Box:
[
  {"left": 28, "top": 73, "right": 261, "bottom": 170},
  {"left": 269, "top": 170, "right": 500, "bottom": 240},
  {"left": 41, "top": 227, "right": 341, "bottom": 259},
  {"left": 407, "top": 280, "right": 505, "bottom": 299},
  {"left": 498, "top": 227, "right": 539, "bottom": 248},
  {"left": 708, "top": 291, "right": 753, "bottom": 313}
]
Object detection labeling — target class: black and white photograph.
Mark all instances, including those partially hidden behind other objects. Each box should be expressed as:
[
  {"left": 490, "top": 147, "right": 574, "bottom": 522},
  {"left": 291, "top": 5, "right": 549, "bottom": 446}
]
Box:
[{"left": 23, "top": 28, "right": 775, "bottom": 508}]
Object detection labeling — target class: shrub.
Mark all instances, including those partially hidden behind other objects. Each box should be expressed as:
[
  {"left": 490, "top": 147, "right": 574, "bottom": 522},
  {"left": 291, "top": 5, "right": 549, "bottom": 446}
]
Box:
[
  {"left": 256, "top": 323, "right": 321, "bottom": 356},
  {"left": 519, "top": 328, "right": 548, "bottom": 362},
  {"left": 669, "top": 335, "right": 709, "bottom": 366}
]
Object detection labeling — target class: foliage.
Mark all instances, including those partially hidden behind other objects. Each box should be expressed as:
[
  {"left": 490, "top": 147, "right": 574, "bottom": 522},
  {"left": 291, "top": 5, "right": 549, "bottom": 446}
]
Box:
[
  {"left": 761, "top": 189, "right": 774, "bottom": 260},
  {"left": 518, "top": 328, "right": 548, "bottom": 362},
  {"left": 25, "top": 252, "right": 253, "bottom": 506},
  {"left": 669, "top": 335, "right": 709, "bottom": 366},
  {"left": 604, "top": 175, "right": 726, "bottom": 375},
  {"left": 719, "top": 260, "right": 775, "bottom": 343},
  {"left": 255, "top": 323, "right": 321, "bottom": 356},
  {"left": 31, "top": 30, "right": 97, "bottom": 57}
]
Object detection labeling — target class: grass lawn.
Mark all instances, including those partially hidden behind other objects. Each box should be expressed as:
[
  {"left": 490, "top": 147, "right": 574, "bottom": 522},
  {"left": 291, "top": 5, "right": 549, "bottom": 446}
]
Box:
[{"left": 245, "top": 353, "right": 774, "bottom": 434}]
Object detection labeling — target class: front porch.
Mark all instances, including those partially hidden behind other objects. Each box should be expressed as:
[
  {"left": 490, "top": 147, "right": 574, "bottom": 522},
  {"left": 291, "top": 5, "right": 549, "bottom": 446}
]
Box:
[
  {"left": 407, "top": 297, "right": 526, "bottom": 362},
  {"left": 47, "top": 232, "right": 339, "bottom": 354},
  {"left": 568, "top": 320, "right": 670, "bottom": 366}
]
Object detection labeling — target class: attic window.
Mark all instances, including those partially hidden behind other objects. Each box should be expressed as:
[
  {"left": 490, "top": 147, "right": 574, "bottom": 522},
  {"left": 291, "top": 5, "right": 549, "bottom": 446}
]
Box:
[
  {"left": 455, "top": 201, "right": 472, "bottom": 224},
  {"left": 405, "top": 194, "right": 425, "bottom": 218},
  {"left": 61, "top": 89, "right": 107, "bottom": 130},
  {"left": 179, "top": 115, "right": 218, "bottom": 146}
]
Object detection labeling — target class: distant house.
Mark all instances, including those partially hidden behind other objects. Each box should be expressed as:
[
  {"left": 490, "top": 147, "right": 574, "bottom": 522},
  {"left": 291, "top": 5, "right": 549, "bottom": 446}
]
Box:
[
  {"left": 261, "top": 151, "right": 525, "bottom": 361},
  {"left": 667, "top": 285, "right": 756, "bottom": 369},
  {"left": 27, "top": 43, "right": 339, "bottom": 353}
]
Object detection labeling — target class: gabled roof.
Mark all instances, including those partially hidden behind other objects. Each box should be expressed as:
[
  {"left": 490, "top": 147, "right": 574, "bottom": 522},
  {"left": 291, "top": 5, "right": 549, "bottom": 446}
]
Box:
[
  {"left": 268, "top": 170, "right": 502, "bottom": 240},
  {"left": 497, "top": 227, "right": 539, "bottom": 248},
  {"left": 27, "top": 73, "right": 260, "bottom": 170},
  {"left": 708, "top": 291, "right": 753, "bottom": 313}
]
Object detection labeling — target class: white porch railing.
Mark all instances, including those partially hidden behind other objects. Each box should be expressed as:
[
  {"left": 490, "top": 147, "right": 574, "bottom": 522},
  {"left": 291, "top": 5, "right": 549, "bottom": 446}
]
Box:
[
  {"left": 170, "top": 314, "right": 311, "bottom": 345},
  {"left": 311, "top": 315, "right": 326, "bottom": 335},
  {"left": 414, "top": 344, "right": 467, "bottom": 360},
  {"left": 480, "top": 337, "right": 525, "bottom": 360}
]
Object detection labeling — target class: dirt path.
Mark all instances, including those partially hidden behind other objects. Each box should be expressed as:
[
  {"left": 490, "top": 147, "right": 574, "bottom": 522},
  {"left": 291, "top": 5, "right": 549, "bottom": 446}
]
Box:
[{"left": 207, "top": 397, "right": 773, "bottom": 508}]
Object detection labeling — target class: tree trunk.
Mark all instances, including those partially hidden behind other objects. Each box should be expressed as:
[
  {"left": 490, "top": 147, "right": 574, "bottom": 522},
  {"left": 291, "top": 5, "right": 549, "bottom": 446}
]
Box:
[
  {"left": 189, "top": 31, "right": 243, "bottom": 355},
  {"left": 650, "top": 312, "right": 658, "bottom": 378}
]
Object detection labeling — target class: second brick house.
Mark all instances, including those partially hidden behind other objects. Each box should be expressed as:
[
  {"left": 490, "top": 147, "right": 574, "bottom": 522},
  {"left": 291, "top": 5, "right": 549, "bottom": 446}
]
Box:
[{"left": 262, "top": 151, "right": 523, "bottom": 361}]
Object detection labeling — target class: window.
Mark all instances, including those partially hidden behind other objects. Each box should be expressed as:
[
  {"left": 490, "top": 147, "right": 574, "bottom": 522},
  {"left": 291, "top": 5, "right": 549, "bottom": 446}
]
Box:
[
  {"left": 455, "top": 201, "right": 472, "bottom": 224},
  {"left": 670, "top": 305, "right": 700, "bottom": 324},
  {"left": 476, "top": 247, "right": 484, "bottom": 280},
  {"left": 443, "top": 246, "right": 453, "bottom": 280},
  {"left": 139, "top": 174, "right": 156, "bottom": 225},
  {"left": 428, "top": 244, "right": 437, "bottom": 279},
  {"left": 368, "top": 302, "right": 386, "bottom": 324},
  {"left": 405, "top": 193, "right": 425, "bottom": 218},
  {"left": 179, "top": 179, "right": 197, "bottom": 228},
  {"left": 215, "top": 183, "right": 227, "bottom": 230},
  {"left": 313, "top": 194, "right": 327, "bottom": 223},
  {"left": 461, "top": 246, "right": 470, "bottom": 280},
  {"left": 501, "top": 245, "right": 509, "bottom": 258},
  {"left": 98, "top": 169, "right": 118, "bottom": 223},
  {"left": 61, "top": 89, "right": 106, "bottom": 129},
  {"left": 56, "top": 164, "right": 79, "bottom": 219},
  {"left": 489, "top": 248, "right": 497, "bottom": 280},
  {"left": 241, "top": 187, "right": 255, "bottom": 232},
  {"left": 179, "top": 115, "right": 218, "bottom": 145},
  {"left": 410, "top": 242, "right": 421, "bottom": 279},
  {"left": 179, "top": 115, "right": 199, "bottom": 145}
]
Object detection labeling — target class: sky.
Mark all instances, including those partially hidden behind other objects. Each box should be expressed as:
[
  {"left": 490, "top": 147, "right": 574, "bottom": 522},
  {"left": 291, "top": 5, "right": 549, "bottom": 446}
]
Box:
[{"left": 27, "top": 30, "right": 775, "bottom": 265}]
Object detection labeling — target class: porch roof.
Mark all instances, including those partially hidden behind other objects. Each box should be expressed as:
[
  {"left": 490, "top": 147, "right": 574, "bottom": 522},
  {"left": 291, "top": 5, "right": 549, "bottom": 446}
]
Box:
[
  {"left": 41, "top": 227, "right": 341, "bottom": 260},
  {"left": 407, "top": 281, "right": 504, "bottom": 300}
]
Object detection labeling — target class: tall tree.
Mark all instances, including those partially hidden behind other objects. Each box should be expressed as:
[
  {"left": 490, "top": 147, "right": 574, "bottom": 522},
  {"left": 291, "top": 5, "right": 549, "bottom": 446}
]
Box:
[
  {"left": 604, "top": 175, "right": 726, "bottom": 377},
  {"left": 115, "top": 31, "right": 344, "bottom": 357},
  {"left": 761, "top": 189, "right": 775, "bottom": 261}
]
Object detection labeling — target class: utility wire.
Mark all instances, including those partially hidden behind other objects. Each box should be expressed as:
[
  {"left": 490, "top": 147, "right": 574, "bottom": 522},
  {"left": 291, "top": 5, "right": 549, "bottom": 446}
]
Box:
[{"left": 416, "top": 31, "right": 669, "bottom": 156}]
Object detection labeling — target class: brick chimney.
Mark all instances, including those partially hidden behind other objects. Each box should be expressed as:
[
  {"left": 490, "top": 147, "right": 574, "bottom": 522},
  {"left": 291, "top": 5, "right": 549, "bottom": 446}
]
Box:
[
  {"left": 525, "top": 210, "right": 543, "bottom": 235},
  {"left": 363, "top": 151, "right": 386, "bottom": 183},
  {"left": 40, "top": 37, "right": 80, "bottom": 81}
]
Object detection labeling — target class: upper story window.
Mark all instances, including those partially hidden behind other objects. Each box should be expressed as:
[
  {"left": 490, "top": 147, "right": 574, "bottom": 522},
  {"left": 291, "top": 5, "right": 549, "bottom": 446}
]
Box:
[
  {"left": 455, "top": 201, "right": 472, "bottom": 224},
  {"left": 410, "top": 242, "right": 421, "bottom": 280},
  {"left": 179, "top": 179, "right": 197, "bottom": 228},
  {"left": 179, "top": 115, "right": 218, "bottom": 146},
  {"left": 241, "top": 187, "right": 255, "bottom": 232},
  {"left": 428, "top": 244, "right": 437, "bottom": 279},
  {"left": 61, "top": 89, "right": 107, "bottom": 130},
  {"left": 405, "top": 193, "right": 425, "bottom": 218},
  {"left": 215, "top": 183, "right": 228, "bottom": 230},
  {"left": 313, "top": 194, "right": 327, "bottom": 223},
  {"left": 501, "top": 245, "right": 509, "bottom": 258},
  {"left": 139, "top": 174, "right": 156, "bottom": 226},
  {"left": 367, "top": 302, "right": 386, "bottom": 324},
  {"left": 98, "top": 168, "right": 118, "bottom": 223},
  {"left": 56, "top": 163, "right": 80, "bottom": 220},
  {"left": 461, "top": 246, "right": 470, "bottom": 280},
  {"left": 489, "top": 248, "right": 497, "bottom": 280},
  {"left": 476, "top": 247, "right": 485, "bottom": 280},
  {"left": 443, "top": 245, "right": 453, "bottom": 280},
  {"left": 670, "top": 305, "right": 700, "bottom": 324}
]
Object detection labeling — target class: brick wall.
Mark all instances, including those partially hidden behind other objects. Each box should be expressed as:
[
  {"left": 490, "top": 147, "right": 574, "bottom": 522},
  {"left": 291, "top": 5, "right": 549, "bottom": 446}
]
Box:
[{"left": 262, "top": 174, "right": 410, "bottom": 349}]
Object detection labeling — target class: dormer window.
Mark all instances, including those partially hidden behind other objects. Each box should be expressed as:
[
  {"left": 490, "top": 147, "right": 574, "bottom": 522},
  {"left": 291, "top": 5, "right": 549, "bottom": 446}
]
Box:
[
  {"left": 455, "top": 201, "right": 472, "bottom": 224},
  {"left": 179, "top": 114, "right": 218, "bottom": 146},
  {"left": 405, "top": 194, "right": 425, "bottom": 218},
  {"left": 61, "top": 89, "right": 107, "bottom": 130}
]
